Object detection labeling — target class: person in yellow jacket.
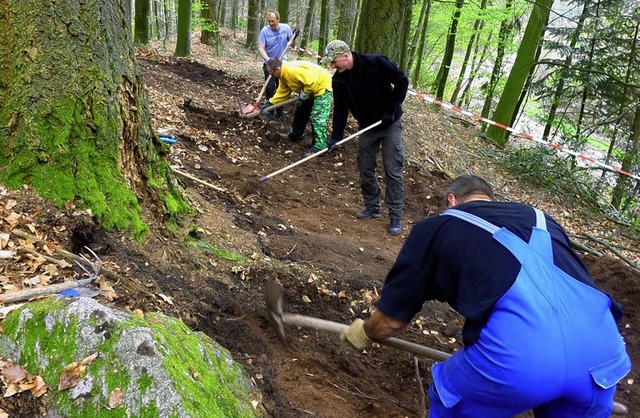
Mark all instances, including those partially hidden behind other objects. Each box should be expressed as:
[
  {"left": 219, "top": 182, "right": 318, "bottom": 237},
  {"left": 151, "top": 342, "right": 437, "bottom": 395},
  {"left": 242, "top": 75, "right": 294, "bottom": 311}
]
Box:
[{"left": 260, "top": 58, "right": 332, "bottom": 155}]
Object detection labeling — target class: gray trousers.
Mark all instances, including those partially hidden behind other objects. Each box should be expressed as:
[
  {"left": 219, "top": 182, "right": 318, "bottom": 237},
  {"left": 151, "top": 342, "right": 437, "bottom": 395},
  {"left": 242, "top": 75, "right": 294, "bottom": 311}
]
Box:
[{"left": 357, "top": 118, "right": 405, "bottom": 219}]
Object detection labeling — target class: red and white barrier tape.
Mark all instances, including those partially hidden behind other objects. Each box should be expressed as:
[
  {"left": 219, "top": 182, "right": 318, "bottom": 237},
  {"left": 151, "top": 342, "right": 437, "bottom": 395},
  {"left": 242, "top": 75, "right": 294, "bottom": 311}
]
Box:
[
  {"left": 293, "top": 44, "right": 639, "bottom": 181},
  {"left": 408, "top": 91, "right": 640, "bottom": 181},
  {"left": 293, "top": 45, "right": 324, "bottom": 61}
]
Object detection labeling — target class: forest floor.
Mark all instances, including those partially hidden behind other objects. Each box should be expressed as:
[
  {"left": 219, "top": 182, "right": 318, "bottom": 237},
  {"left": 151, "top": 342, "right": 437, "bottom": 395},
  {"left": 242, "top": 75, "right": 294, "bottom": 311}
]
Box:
[{"left": 1, "top": 31, "right": 639, "bottom": 417}]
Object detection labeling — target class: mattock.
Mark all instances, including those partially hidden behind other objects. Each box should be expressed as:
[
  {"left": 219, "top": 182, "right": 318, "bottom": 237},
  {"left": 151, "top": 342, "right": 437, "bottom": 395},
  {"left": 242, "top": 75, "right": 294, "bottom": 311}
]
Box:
[
  {"left": 263, "top": 280, "right": 629, "bottom": 415},
  {"left": 265, "top": 280, "right": 451, "bottom": 361}
]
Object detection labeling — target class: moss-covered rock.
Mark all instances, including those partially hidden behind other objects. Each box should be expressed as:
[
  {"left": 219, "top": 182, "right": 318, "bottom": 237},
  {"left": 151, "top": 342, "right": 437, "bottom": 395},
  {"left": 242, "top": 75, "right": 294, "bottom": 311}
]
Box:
[{"left": 0, "top": 297, "right": 262, "bottom": 417}]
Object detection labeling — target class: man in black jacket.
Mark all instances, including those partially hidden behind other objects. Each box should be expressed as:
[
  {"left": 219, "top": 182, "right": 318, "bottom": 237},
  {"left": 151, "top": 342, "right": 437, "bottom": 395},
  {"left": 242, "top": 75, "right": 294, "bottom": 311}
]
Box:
[{"left": 321, "top": 40, "right": 409, "bottom": 235}]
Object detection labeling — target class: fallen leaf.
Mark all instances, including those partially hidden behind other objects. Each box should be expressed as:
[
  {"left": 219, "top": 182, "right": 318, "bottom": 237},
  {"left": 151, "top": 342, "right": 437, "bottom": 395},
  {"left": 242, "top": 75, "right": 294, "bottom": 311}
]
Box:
[
  {"left": 108, "top": 387, "right": 123, "bottom": 409},
  {"left": 95, "top": 277, "right": 118, "bottom": 301},
  {"left": 133, "top": 309, "right": 144, "bottom": 319},
  {"left": 58, "top": 352, "right": 97, "bottom": 391}
]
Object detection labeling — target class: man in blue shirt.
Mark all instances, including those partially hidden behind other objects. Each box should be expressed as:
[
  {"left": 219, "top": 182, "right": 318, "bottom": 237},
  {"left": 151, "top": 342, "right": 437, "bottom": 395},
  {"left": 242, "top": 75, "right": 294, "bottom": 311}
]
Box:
[
  {"left": 257, "top": 10, "right": 297, "bottom": 121},
  {"left": 341, "top": 174, "right": 631, "bottom": 417}
]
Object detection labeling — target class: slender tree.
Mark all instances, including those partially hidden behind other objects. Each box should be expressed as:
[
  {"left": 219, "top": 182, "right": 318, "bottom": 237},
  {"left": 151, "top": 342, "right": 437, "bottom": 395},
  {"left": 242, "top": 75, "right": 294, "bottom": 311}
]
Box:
[
  {"left": 450, "top": 0, "right": 487, "bottom": 104},
  {"left": 175, "top": 0, "right": 192, "bottom": 57},
  {"left": 245, "top": 0, "right": 261, "bottom": 48},
  {"left": 0, "top": 0, "right": 187, "bottom": 238},
  {"left": 135, "top": 0, "right": 151, "bottom": 45},
  {"left": 432, "top": 0, "right": 465, "bottom": 100},
  {"left": 407, "top": 0, "right": 428, "bottom": 79},
  {"left": 480, "top": 0, "right": 515, "bottom": 119},
  {"left": 486, "top": 0, "right": 553, "bottom": 146},
  {"left": 278, "top": 0, "right": 290, "bottom": 22},
  {"left": 318, "top": 0, "right": 330, "bottom": 53},
  {"left": 201, "top": 0, "right": 222, "bottom": 53},
  {"left": 398, "top": 0, "right": 414, "bottom": 72},
  {"left": 412, "top": 0, "right": 432, "bottom": 87},
  {"left": 301, "top": 0, "right": 316, "bottom": 49}
]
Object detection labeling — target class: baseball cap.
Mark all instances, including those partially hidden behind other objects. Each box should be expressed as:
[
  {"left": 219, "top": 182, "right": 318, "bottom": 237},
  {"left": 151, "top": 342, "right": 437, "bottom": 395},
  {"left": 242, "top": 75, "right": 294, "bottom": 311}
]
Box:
[{"left": 320, "top": 40, "right": 350, "bottom": 65}]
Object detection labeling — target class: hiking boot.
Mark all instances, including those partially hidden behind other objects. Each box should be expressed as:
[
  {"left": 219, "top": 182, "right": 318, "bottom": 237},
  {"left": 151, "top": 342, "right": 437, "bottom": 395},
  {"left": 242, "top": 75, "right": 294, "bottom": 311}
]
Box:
[
  {"left": 389, "top": 218, "right": 402, "bottom": 235},
  {"left": 304, "top": 146, "right": 325, "bottom": 157},
  {"left": 288, "top": 132, "right": 303, "bottom": 142},
  {"left": 263, "top": 111, "right": 274, "bottom": 120},
  {"left": 356, "top": 207, "right": 381, "bottom": 219}
]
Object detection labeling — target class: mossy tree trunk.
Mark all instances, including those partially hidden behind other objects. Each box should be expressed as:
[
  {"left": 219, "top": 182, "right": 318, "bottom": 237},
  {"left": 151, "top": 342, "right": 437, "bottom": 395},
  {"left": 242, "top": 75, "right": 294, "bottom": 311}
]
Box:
[
  {"left": 201, "top": 0, "right": 222, "bottom": 54},
  {"left": 278, "top": 0, "right": 290, "bottom": 23},
  {"left": 245, "top": 0, "right": 260, "bottom": 48},
  {"left": 485, "top": 0, "right": 553, "bottom": 146},
  {"left": 354, "top": 0, "right": 407, "bottom": 64},
  {"left": 0, "top": 0, "right": 188, "bottom": 239},
  {"left": 175, "top": 0, "right": 192, "bottom": 57},
  {"left": 135, "top": 0, "right": 150, "bottom": 45}
]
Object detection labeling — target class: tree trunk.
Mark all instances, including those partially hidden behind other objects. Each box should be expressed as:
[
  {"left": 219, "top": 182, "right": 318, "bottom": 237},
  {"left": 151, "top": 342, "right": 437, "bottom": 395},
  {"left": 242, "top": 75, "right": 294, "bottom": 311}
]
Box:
[
  {"left": 460, "top": 29, "right": 493, "bottom": 109},
  {"left": 406, "top": 0, "right": 428, "bottom": 79},
  {"left": 611, "top": 105, "right": 640, "bottom": 209},
  {"left": 0, "top": 0, "right": 187, "bottom": 239},
  {"left": 412, "top": 0, "right": 432, "bottom": 88},
  {"left": 318, "top": 0, "right": 330, "bottom": 54},
  {"left": 300, "top": 0, "right": 316, "bottom": 49},
  {"left": 201, "top": 0, "right": 221, "bottom": 53},
  {"left": 231, "top": 0, "right": 239, "bottom": 37},
  {"left": 542, "top": 0, "right": 590, "bottom": 140},
  {"left": 480, "top": 0, "right": 513, "bottom": 120},
  {"left": 355, "top": 0, "right": 406, "bottom": 63},
  {"left": 432, "top": 0, "right": 464, "bottom": 100},
  {"left": 175, "top": 0, "right": 192, "bottom": 57},
  {"left": 278, "top": 0, "right": 290, "bottom": 23},
  {"left": 486, "top": 0, "right": 553, "bottom": 146},
  {"left": 335, "top": 0, "right": 357, "bottom": 46},
  {"left": 135, "top": 0, "right": 151, "bottom": 45},
  {"left": 450, "top": 0, "right": 486, "bottom": 104},
  {"left": 245, "top": 0, "right": 260, "bottom": 48},
  {"left": 398, "top": 0, "right": 414, "bottom": 72}
]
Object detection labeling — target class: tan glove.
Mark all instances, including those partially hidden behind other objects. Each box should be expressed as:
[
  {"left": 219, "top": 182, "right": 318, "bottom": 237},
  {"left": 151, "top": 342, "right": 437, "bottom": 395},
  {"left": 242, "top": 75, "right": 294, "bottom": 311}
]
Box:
[{"left": 340, "top": 319, "right": 373, "bottom": 349}]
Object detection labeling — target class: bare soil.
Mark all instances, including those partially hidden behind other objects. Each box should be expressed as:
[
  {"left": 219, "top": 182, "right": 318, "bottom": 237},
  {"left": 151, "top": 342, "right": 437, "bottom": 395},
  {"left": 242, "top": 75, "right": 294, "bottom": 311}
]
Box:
[{"left": 1, "top": 33, "right": 638, "bottom": 417}]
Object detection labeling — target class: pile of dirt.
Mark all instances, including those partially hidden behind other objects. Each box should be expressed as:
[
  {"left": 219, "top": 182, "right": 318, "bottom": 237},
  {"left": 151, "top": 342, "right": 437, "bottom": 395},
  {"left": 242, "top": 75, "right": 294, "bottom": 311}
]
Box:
[{"left": 0, "top": 32, "right": 638, "bottom": 417}]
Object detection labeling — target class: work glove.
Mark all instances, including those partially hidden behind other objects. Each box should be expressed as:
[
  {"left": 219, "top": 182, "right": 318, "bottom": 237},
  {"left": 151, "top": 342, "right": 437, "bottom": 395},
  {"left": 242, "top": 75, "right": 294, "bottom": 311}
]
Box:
[
  {"left": 381, "top": 109, "right": 396, "bottom": 127},
  {"left": 259, "top": 100, "right": 272, "bottom": 114},
  {"left": 293, "top": 28, "right": 301, "bottom": 39},
  {"left": 340, "top": 319, "right": 373, "bottom": 349},
  {"left": 326, "top": 139, "right": 339, "bottom": 152},
  {"left": 298, "top": 91, "right": 309, "bottom": 101}
]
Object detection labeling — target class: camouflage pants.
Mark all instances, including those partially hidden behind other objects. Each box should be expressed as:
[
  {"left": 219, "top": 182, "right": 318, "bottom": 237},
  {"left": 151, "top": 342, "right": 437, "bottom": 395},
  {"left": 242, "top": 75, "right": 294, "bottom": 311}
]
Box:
[{"left": 289, "top": 90, "right": 332, "bottom": 149}]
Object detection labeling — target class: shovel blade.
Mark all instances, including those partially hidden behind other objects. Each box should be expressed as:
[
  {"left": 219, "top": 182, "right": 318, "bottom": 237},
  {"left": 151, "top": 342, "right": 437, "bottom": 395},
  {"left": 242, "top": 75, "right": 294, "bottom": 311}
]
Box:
[{"left": 241, "top": 102, "right": 258, "bottom": 116}]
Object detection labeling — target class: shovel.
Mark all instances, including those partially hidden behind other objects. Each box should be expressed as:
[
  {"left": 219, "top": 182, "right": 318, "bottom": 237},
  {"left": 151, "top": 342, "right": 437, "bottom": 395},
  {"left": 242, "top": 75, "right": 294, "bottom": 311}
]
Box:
[
  {"left": 240, "top": 33, "right": 298, "bottom": 116},
  {"left": 259, "top": 120, "right": 382, "bottom": 182},
  {"left": 242, "top": 97, "right": 297, "bottom": 119}
]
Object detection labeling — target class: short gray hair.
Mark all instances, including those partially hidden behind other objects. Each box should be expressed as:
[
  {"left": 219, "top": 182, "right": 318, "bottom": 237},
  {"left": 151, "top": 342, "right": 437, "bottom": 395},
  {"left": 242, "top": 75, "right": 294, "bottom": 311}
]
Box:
[{"left": 445, "top": 175, "right": 496, "bottom": 203}]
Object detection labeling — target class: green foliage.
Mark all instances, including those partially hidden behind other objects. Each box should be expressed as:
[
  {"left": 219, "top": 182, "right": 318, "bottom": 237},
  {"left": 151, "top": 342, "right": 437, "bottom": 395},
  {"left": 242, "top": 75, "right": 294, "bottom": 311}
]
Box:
[
  {"left": 498, "top": 145, "right": 603, "bottom": 209},
  {"left": 185, "top": 234, "right": 246, "bottom": 264}
]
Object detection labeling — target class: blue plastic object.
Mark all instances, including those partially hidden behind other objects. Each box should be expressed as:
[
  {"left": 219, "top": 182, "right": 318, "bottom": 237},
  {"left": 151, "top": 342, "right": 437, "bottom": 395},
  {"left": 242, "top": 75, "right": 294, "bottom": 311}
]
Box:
[
  {"left": 58, "top": 289, "right": 80, "bottom": 297},
  {"left": 158, "top": 133, "right": 177, "bottom": 144}
]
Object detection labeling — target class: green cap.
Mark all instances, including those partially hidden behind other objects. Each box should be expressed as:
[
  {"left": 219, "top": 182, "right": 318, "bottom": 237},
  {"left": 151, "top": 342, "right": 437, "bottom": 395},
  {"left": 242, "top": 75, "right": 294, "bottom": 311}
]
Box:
[{"left": 320, "top": 40, "right": 350, "bottom": 65}]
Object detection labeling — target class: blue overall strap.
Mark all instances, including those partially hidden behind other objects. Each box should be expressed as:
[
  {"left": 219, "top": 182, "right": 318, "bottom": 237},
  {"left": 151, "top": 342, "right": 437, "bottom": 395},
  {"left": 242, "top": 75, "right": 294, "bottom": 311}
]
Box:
[
  {"left": 442, "top": 207, "right": 546, "bottom": 233},
  {"left": 443, "top": 207, "right": 552, "bottom": 263}
]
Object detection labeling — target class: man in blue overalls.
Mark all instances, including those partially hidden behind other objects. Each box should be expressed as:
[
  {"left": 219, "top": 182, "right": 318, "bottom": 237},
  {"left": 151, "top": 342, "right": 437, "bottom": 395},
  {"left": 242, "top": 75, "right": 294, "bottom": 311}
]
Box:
[{"left": 340, "top": 174, "right": 631, "bottom": 417}]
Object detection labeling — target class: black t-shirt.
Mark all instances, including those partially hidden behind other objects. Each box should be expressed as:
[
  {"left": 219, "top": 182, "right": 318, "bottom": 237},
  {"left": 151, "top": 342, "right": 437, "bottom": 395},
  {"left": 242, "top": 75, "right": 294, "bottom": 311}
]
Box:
[{"left": 376, "top": 201, "right": 621, "bottom": 345}]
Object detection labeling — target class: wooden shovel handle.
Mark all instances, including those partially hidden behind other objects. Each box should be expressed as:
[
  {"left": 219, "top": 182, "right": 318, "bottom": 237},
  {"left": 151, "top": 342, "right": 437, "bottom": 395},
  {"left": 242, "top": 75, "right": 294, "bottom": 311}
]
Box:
[{"left": 283, "top": 313, "right": 451, "bottom": 361}]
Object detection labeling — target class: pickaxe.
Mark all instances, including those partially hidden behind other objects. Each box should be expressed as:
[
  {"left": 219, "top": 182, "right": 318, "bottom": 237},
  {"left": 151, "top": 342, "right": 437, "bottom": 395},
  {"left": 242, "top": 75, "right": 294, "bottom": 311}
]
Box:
[
  {"left": 263, "top": 280, "right": 629, "bottom": 415},
  {"left": 264, "top": 280, "right": 450, "bottom": 361}
]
